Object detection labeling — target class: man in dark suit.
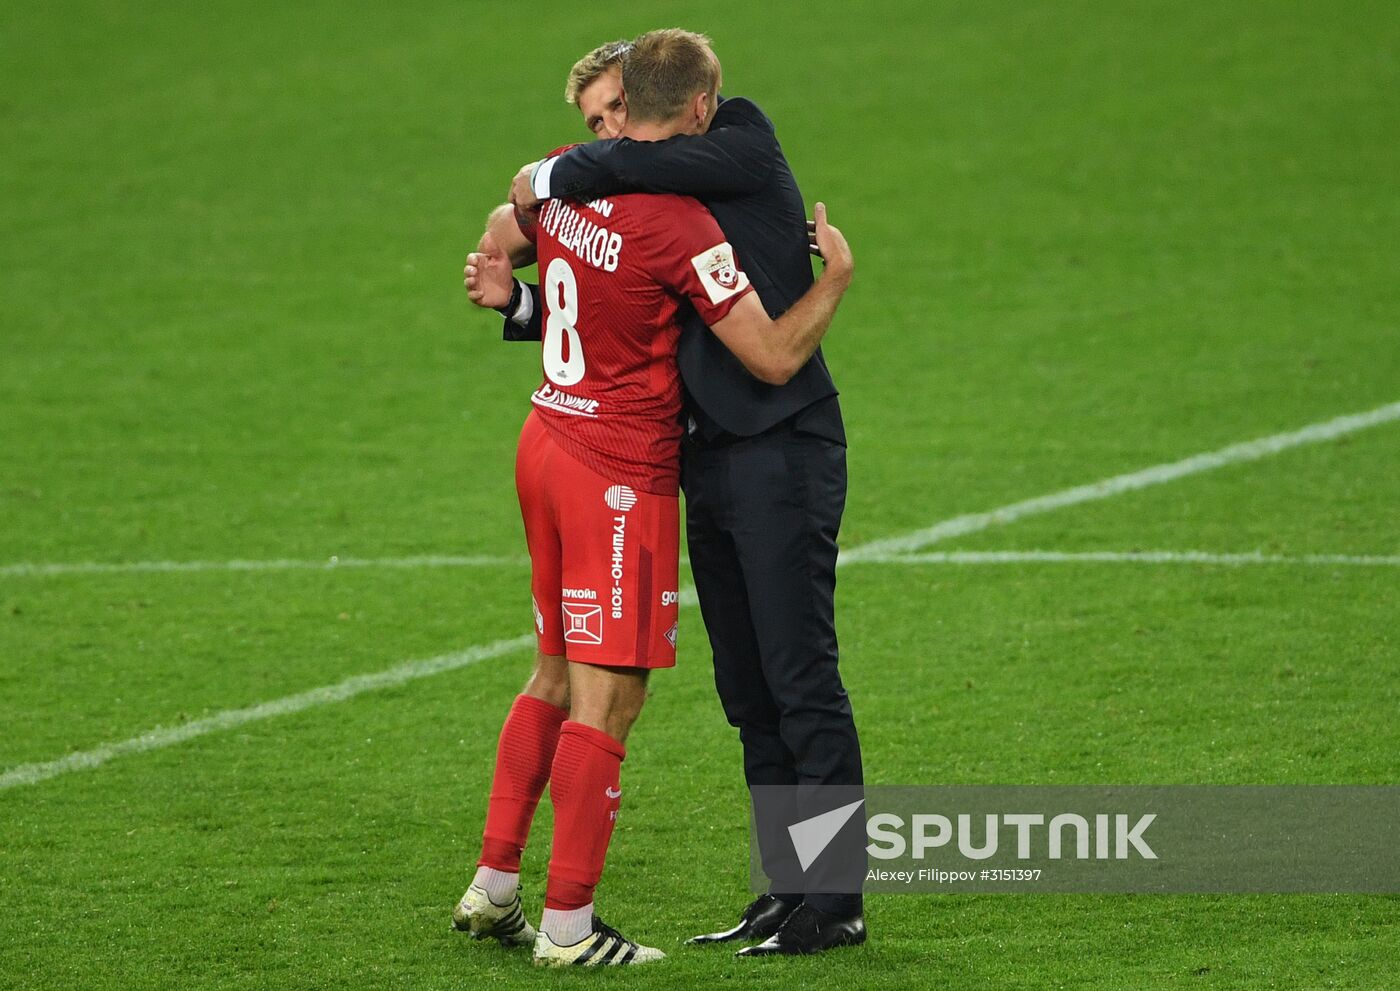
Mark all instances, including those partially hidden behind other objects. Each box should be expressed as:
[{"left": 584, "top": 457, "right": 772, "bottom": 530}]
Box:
[{"left": 468, "top": 29, "right": 866, "bottom": 956}]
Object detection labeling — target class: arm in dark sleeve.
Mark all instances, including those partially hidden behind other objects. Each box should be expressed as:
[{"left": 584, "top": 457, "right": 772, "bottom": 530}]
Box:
[
  {"left": 502, "top": 282, "right": 542, "bottom": 342},
  {"left": 546, "top": 102, "right": 779, "bottom": 201}
]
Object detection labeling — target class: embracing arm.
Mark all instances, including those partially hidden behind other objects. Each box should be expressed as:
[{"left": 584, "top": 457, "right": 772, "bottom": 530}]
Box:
[
  {"left": 512, "top": 101, "right": 780, "bottom": 209},
  {"left": 485, "top": 204, "right": 536, "bottom": 268},
  {"left": 707, "top": 203, "right": 853, "bottom": 386}
]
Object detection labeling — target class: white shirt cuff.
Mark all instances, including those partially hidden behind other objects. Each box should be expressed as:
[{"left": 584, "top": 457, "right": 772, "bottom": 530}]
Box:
[
  {"left": 531, "top": 158, "right": 557, "bottom": 200},
  {"left": 509, "top": 280, "right": 534, "bottom": 327}
]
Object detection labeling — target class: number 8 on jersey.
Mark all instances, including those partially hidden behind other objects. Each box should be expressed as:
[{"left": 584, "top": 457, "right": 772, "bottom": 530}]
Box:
[{"left": 543, "top": 257, "right": 586, "bottom": 387}]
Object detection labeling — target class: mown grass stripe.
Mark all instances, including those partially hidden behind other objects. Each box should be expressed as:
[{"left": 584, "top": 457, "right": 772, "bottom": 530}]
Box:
[
  {"left": 5, "top": 399, "right": 1396, "bottom": 791},
  {"left": 842, "top": 399, "right": 1400, "bottom": 562},
  {"left": 0, "top": 635, "right": 534, "bottom": 790},
  {"left": 0, "top": 554, "right": 529, "bottom": 578}
]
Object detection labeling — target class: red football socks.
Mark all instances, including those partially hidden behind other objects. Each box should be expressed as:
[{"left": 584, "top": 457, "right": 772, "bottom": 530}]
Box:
[
  {"left": 543, "top": 721, "right": 627, "bottom": 911},
  {"left": 477, "top": 693, "right": 569, "bottom": 872}
]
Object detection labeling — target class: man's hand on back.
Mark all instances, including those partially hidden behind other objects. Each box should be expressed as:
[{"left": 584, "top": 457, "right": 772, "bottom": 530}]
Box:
[
  {"left": 808, "top": 202, "right": 853, "bottom": 284},
  {"left": 464, "top": 232, "right": 514, "bottom": 310},
  {"left": 707, "top": 201, "right": 854, "bottom": 386},
  {"left": 510, "top": 161, "right": 544, "bottom": 214}
]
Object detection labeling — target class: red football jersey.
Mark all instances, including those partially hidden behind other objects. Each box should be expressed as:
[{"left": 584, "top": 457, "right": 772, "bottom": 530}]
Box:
[{"left": 522, "top": 169, "right": 754, "bottom": 494}]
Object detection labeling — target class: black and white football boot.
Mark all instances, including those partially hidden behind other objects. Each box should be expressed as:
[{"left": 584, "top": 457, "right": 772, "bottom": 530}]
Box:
[
  {"left": 532, "top": 914, "right": 665, "bottom": 967},
  {"left": 451, "top": 883, "right": 536, "bottom": 947}
]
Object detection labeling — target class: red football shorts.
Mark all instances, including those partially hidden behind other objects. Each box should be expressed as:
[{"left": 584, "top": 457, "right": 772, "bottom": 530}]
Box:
[{"left": 514, "top": 411, "right": 679, "bottom": 669}]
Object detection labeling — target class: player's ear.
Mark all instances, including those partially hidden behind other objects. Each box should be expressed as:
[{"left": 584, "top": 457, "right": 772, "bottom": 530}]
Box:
[{"left": 692, "top": 90, "right": 709, "bottom": 127}]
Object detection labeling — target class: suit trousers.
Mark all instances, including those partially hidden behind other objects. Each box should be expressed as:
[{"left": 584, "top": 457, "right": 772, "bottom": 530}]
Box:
[{"left": 682, "top": 420, "right": 864, "bottom": 915}]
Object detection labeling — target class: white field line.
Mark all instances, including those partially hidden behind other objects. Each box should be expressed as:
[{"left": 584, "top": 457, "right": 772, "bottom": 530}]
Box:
[
  {"left": 0, "top": 554, "right": 529, "bottom": 578},
  {"left": 841, "top": 399, "right": 1400, "bottom": 562},
  {"left": 4, "top": 399, "right": 1397, "bottom": 791},
  {"left": 0, "top": 635, "right": 534, "bottom": 790},
  {"left": 6, "top": 399, "right": 1397, "bottom": 580},
  {"left": 851, "top": 550, "right": 1400, "bottom": 567}
]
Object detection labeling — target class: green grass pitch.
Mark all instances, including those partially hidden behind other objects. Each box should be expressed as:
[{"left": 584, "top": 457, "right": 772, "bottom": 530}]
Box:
[{"left": 2, "top": 1, "right": 1398, "bottom": 988}]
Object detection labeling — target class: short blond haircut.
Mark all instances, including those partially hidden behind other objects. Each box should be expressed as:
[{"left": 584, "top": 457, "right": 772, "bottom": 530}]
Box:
[
  {"left": 564, "top": 40, "right": 631, "bottom": 106},
  {"left": 622, "top": 29, "right": 718, "bottom": 123}
]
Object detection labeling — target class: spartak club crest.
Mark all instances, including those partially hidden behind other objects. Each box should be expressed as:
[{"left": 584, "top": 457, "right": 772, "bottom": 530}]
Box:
[{"left": 711, "top": 258, "right": 739, "bottom": 290}]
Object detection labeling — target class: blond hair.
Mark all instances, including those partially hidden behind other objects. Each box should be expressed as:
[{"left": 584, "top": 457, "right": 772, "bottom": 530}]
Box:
[
  {"left": 622, "top": 29, "right": 718, "bottom": 123},
  {"left": 564, "top": 40, "right": 631, "bottom": 106}
]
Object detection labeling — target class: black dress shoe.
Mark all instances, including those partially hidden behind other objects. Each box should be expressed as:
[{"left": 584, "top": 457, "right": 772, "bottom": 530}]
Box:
[
  {"left": 736, "top": 903, "right": 866, "bottom": 956},
  {"left": 687, "top": 894, "right": 801, "bottom": 945}
]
